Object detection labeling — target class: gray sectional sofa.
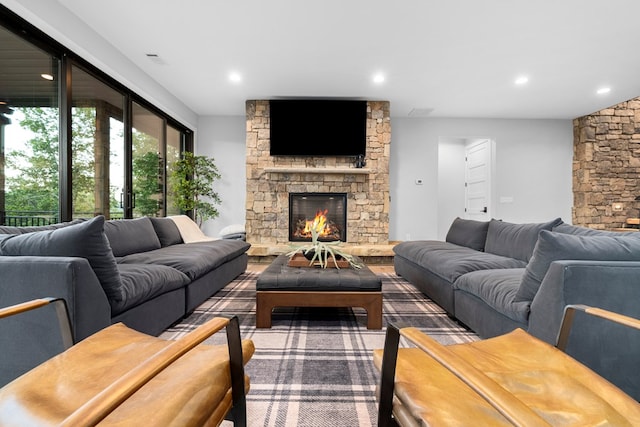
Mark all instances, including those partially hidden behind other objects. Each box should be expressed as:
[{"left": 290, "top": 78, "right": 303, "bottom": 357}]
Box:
[
  {"left": 394, "top": 217, "right": 640, "bottom": 400},
  {"left": 0, "top": 215, "right": 250, "bottom": 386}
]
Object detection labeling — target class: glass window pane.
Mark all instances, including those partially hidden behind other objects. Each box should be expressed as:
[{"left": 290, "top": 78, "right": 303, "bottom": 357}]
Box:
[
  {"left": 71, "top": 65, "right": 125, "bottom": 220},
  {"left": 132, "top": 102, "right": 164, "bottom": 218},
  {"left": 0, "top": 25, "right": 60, "bottom": 225},
  {"left": 166, "top": 125, "right": 182, "bottom": 216}
]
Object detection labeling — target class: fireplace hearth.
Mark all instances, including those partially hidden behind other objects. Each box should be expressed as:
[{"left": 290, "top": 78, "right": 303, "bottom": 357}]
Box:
[{"left": 289, "top": 193, "right": 347, "bottom": 242}]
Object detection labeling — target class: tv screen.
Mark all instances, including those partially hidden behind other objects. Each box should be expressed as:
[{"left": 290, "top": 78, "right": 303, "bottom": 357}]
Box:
[{"left": 269, "top": 99, "right": 367, "bottom": 156}]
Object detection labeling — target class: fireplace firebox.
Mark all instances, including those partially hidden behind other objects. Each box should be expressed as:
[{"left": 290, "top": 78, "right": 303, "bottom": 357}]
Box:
[{"left": 289, "top": 193, "right": 347, "bottom": 242}]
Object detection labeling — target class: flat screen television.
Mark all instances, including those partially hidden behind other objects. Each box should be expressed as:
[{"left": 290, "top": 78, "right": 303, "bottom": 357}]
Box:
[{"left": 269, "top": 99, "right": 367, "bottom": 156}]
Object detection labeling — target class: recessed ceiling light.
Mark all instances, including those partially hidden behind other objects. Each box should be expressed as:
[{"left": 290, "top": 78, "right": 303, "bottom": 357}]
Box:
[
  {"left": 515, "top": 76, "right": 529, "bottom": 85},
  {"left": 40, "top": 73, "right": 54, "bottom": 81},
  {"left": 229, "top": 72, "right": 242, "bottom": 83},
  {"left": 373, "top": 73, "right": 385, "bottom": 84},
  {"left": 597, "top": 87, "right": 611, "bottom": 95}
]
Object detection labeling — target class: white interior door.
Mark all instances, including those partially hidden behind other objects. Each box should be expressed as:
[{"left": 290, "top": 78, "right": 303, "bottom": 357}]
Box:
[{"left": 465, "top": 139, "right": 493, "bottom": 220}]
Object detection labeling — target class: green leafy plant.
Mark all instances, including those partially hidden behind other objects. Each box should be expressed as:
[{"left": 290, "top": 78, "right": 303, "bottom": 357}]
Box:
[
  {"left": 169, "top": 152, "right": 221, "bottom": 226},
  {"left": 286, "top": 223, "right": 363, "bottom": 269}
]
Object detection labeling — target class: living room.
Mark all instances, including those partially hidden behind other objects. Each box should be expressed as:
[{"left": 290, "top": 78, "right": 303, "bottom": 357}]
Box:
[
  {"left": 1, "top": 1, "right": 640, "bottom": 425},
  {"left": 2, "top": 1, "right": 605, "bottom": 242}
]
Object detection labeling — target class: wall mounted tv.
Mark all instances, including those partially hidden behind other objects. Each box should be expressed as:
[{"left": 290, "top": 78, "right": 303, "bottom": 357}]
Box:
[{"left": 269, "top": 99, "right": 367, "bottom": 156}]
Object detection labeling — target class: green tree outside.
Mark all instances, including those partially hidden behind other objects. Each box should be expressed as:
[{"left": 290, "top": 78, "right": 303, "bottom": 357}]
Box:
[
  {"left": 5, "top": 107, "right": 120, "bottom": 220},
  {"left": 4, "top": 107, "right": 193, "bottom": 222}
]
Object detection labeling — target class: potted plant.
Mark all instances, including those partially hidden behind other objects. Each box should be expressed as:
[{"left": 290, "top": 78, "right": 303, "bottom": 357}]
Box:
[
  {"left": 169, "top": 152, "right": 221, "bottom": 227},
  {"left": 286, "top": 220, "right": 363, "bottom": 269}
]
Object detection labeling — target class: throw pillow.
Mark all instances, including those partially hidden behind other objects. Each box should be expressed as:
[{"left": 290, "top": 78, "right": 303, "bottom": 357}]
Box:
[
  {"left": 553, "top": 223, "right": 639, "bottom": 237},
  {"left": 149, "top": 217, "right": 183, "bottom": 247},
  {"left": 445, "top": 217, "right": 490, "bottom": 251},
  {"left": 515, "top": 230, "right": 640, "bottom": 302},
  {"left": 0, "top": 215, "right": 123, "bottom": 302},
  {"left": 103, "top": 217, "right": 161, "bottom": 257},
  {"left": 484, "top": 218, "right": 563, "bottom": 262}
]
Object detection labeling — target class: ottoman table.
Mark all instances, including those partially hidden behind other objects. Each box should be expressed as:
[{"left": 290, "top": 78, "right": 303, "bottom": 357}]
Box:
[{"left": 256, "top": 254, "right": 382, "bottom": 329}]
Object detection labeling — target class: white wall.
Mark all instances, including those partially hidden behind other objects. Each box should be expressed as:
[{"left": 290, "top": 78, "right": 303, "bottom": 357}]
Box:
[
  {"left": 196, "top": 116, "right": 247, "bottom": 237},
  {"left": 437, "top": 138, "right": 466, "bottom": 240},
  {"left": 199, "top": 116, "right": 574, "bottom": 242},
  {"left": 3, "top": 0, "right": 198, "bottom": 129},
  {"left": 390, "top": 118, "right": 574, "bottom": 241}
]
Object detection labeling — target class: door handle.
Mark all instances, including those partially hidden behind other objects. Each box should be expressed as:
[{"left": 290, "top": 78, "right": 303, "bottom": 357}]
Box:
[{"left": 482, "top": 207, "right": 487, "bottom": 213}]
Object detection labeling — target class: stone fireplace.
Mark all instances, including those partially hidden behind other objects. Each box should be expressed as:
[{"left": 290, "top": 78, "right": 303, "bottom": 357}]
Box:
[{"left": 245, "top": 100, "right": 391, "bottom": 246}]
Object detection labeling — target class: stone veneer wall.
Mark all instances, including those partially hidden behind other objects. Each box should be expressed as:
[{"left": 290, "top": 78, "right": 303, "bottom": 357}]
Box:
[
  {"left": 573, "top": 96, "right": 640, "bottom": 228},
  {"left": 245, "top": 100, "right": 391, "bottom": 245}
]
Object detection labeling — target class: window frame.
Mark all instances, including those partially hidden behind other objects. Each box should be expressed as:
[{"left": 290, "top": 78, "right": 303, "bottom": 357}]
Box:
[{"left": 0, "top": 5, "right": 193, "bottom": 222}]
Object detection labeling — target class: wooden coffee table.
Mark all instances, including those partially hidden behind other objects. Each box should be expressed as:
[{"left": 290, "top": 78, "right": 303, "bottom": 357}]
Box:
[{"left": 256, "top": 254, "right": 382, "bottom": 329}]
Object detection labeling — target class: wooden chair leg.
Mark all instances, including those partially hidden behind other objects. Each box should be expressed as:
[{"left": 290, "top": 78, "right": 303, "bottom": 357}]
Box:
[
  {"left": 226, "top": 315, "right": 247, "bottom": 426},
  {"left": 378, "top": 324, "right": 401, "bottom": 427}
]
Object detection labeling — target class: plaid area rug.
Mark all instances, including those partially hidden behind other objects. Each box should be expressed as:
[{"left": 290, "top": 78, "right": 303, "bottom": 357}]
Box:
[{"left": 160, "top": 269, "right": 478, "bottom": 427}]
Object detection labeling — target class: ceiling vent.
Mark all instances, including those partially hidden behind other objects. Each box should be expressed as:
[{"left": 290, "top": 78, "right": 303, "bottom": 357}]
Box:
[
  {"left": 145, "top": 53, "right": 166, "bottom": 65},
  {"left": 408, "top": 108, "right": 434, "bottom": 117}
]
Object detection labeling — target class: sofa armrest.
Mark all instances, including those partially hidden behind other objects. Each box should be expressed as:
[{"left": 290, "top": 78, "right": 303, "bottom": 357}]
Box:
[
  {"left": 527, "top": 260, "right": 640, "bottom": 401},
  {"left": 528, "top": 260, "right": 640, "bottom": 343},
  {"left": 0, "top": 256, "right": 111, "bottom": 341},
  {"left": 0, "top": 256, "right": 112, "bottom": 387}
]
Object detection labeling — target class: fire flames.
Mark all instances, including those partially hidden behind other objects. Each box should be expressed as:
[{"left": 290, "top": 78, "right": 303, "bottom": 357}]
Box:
[
  {"left": 303, "top": 209, "right": 329, "bottom": 236},
  {"left": 294, "top": 209, "right": 341, "bottom": 240}
]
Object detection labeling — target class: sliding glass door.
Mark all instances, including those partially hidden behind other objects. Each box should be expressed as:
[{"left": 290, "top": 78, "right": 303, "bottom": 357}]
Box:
[
  {"left": 132, "top": 101, "right": 164, "bottom": 218},
  {"left": 71, "top": 65, "right": 126, "bottom": 220},
  {"left": 0, "top": 25, "right": 60, "bottom": 226},
  {"left": 166, "top": 125, "right": 183, "bottom": 216}
]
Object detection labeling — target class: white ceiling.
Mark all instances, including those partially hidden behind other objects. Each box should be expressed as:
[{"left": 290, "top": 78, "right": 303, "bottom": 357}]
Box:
[{"left": 55, "top": 0, "right": 640, "bottom": 119}]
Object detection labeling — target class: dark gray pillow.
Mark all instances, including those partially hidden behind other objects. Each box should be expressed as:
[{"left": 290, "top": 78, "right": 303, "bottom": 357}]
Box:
[
  {"left": 103, "top": 217, "right": 162, "bottom": 257},
  {"left": 0, "top": 215, "right": 123, "bottom": 302},
  {"left": 445, "top": 217, "right": 489, "bottom": 251},
  {"left": 0, "top": 219, "right": 86, "bottom": 235},
  {"left": 515, "top": 230, "right": 640, "bottom": 302},
  {"left": 553, "top": 223, "right": 639, "bottom": 237},
  {"left": 484, "top": 218, "right": 562, "bottom": 262},
  {"left": 149, "top": 217, "right": 183, "bottom": 247}
]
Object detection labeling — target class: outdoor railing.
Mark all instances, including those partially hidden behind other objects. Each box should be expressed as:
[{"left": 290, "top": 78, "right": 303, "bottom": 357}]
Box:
[{"left": 0, "top": 211, "right": 125, "bottom": 226}]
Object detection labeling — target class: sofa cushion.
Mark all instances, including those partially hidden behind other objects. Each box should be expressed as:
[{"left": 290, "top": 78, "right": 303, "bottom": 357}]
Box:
[
  {"left": 0, "top": 215, "right": 123, "bottom": 302},
  {"left": 393, "top": 241, "right": 526, "bottom": 284},
  {"left": 484, "top": 218, "right": 562, "bottom": 262},
  {"left": 104, "top": 217, "right": 161, "bottom": 257},
  {"left": 112, "top": 264, "right": 190, "bottom": 315},
  {"left": 454, "top": 268, "right": 530, "bottom": 323},
  {"left": 445, "top": 217, "right": 490, "bottom": 251},
  {"left": 118, "top": 240, "right": 251, "bottom": 280},
  {"left": 515, "top": 230, "right": 640, "bottom": 302},
  {"left": 0, "top": 219, "right": 85, "bottom": 235},
  {"left": 149, "top": 217, "right": 183, "bottom": 247}
]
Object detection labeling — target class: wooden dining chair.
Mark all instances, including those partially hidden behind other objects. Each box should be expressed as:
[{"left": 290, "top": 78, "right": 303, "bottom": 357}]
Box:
[
  {"left": 0, "top": 298, "right": 254, "bottom": 426},
  {"left": 375, "top": 304, "right": 640, "bottom": 426}
]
